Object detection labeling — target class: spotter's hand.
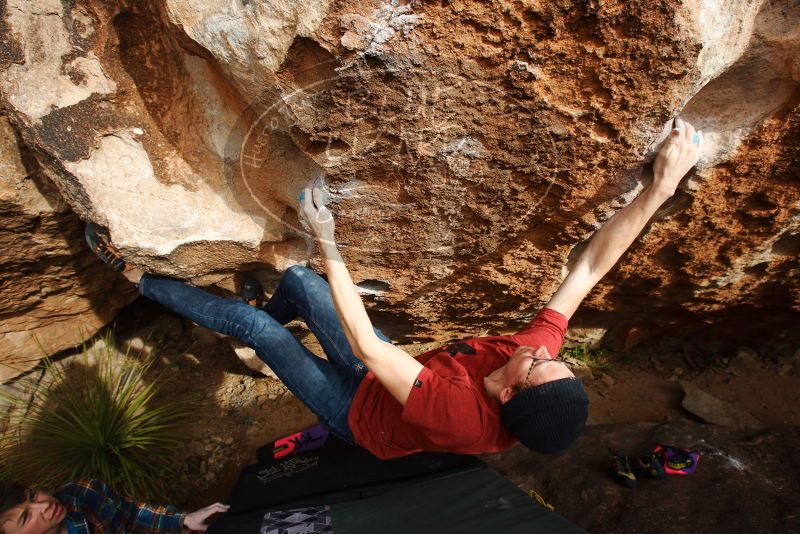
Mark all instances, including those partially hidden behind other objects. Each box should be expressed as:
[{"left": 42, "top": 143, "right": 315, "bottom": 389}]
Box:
[
  {"left": 653, "top": 117, "right": 701, "bottom": 197},
  {"left": 301, "top": 172, "right": 335, "bottom": 244},
  {"left": 183, "top": 503, "right": 230, "bottom": 532}
]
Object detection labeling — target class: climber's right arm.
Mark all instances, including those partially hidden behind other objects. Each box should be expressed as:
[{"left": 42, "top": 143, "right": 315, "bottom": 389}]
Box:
[{"left": 302, "top": 182, "right": 423, "bottom": 407}]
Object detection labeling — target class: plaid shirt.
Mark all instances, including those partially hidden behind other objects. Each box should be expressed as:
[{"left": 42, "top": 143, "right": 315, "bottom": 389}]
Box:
[{"left": 54, "top": 478, "right": 186, "bottom": 534}]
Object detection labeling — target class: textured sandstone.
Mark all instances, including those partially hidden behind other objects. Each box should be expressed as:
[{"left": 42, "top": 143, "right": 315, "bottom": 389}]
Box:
[
  {"left": 680, "top": 380, "right": 765, "bottom": 429},
  {"left": 0, "top": 0, "right": 798, "bottom": 375},
  {"left": 0, "top": 114, "right": 136, "bottom": 380}
]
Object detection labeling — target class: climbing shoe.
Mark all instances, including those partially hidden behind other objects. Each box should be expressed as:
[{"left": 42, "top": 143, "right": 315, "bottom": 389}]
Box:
[
  {"left": 85, "top": 223, "right": 127, "bottom": 272},
  {"left": 637, "top": 451, "right": 666, "bottom": 480},
  {"left": 241, "top": 275, "right": 264, "bottom": 308},
  {"left": 609, "top": 449, "right": 637, "bottom": 488},
  {"left": 653, "top": 445, "right": 701, "bottom": 475}
]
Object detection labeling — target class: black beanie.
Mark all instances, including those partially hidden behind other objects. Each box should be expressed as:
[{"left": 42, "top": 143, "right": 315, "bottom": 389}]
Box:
[{"left": 500, "top": 377, "right": 589, "bottom": 454}]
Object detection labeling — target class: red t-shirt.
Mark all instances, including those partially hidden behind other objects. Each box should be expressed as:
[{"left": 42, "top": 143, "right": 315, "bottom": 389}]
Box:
[{"left": 348, "top": 308, "right": 568, "bottom": 459}]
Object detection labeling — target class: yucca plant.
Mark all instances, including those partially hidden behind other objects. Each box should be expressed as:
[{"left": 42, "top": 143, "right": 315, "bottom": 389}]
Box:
[{"left": 0, "top": 335, "right": 189, "bottom": 500}]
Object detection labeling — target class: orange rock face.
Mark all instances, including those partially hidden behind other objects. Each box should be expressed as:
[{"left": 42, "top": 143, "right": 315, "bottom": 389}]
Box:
[
  {"left": 0, "top": 115, "right": 136, "bottom": 380},
  {"left": 0, "top": 0, "right": 797, "bottom": 374}
]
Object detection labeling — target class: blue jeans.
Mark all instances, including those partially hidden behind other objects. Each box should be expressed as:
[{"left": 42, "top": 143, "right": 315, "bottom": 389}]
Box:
[{"left": 138, "top": 265, "right": 389, "bottom": 442}]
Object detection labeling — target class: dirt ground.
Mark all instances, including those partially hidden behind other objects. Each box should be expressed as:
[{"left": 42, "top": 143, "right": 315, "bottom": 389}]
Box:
[
  {"left": 24, "top": 297, "right": 799, "bottom": 514},
  {"left": 583, "top": 338, "right": 800, "bottom": 429}
]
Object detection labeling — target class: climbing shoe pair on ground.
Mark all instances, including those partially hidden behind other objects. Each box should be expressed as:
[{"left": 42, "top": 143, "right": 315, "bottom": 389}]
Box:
[
  {"left": 85, "top": 223, "right": 265, "bottom": 306},
  {"left": 610, "top": 445, "right": 701, "bottom": 488}
]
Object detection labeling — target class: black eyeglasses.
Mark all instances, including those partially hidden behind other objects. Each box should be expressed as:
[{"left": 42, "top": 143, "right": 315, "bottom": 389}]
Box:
[{"left": 523, "top": 356, "right": 572, "bottom": 386}]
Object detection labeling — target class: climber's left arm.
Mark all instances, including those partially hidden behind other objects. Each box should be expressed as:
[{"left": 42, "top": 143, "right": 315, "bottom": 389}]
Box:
[
  {"left": 301, "top": 181, "right": 423, "bottom": 406},
  {"left": 545, "top": 118, "right": 701, "bottom": 320}
]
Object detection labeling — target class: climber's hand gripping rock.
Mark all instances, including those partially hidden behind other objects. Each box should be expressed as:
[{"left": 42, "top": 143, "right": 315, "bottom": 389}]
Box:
[
  {"left": 301, "top": 172, "right": 335, "bottom": 245},
  {"left": 653, "top": 117, "right": 702, "bottom": 197}
]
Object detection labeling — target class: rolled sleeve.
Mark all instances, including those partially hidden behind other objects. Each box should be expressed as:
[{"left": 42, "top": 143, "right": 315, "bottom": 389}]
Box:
[{"left": 509, "top": 308, "right": 568, "bottom": 357}]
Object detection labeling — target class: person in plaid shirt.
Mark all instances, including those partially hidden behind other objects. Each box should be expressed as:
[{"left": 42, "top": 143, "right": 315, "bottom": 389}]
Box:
[{"left": 0, "top": 478, "right": 227, "bottom": 534}]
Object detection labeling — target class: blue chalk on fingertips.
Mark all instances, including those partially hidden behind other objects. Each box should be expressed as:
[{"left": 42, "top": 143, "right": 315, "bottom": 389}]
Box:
[{"left": 299, "top": 191, "right": 305, "bottom": 202}]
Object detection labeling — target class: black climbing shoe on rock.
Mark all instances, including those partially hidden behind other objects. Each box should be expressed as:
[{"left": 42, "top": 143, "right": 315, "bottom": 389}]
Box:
[
  {"left": 609, "top": 449, "right": 637, "bottom": 488},
  {"left": 637, "top": 451, "right": 666, "bottom": 480},
  {"left": 85, "top": 223, "right": 127, "bottom": 272},
  {"left": 241, "top": 275, "right": 264, "bottom": 308}
]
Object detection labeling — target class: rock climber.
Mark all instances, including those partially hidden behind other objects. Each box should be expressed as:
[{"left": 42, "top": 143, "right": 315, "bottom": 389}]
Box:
[{"left": 87, "top": 119, "right": 701, "bottom": 459}]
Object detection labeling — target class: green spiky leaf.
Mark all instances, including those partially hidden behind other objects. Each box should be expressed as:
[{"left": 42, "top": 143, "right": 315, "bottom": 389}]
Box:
[{"left": 0, "top": 334, "right": 189, "bottom": 500}]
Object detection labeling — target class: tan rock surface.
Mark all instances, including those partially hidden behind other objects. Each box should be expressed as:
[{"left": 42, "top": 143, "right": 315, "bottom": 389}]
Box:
[
  {"left": 680, "top": 380, "right": 765, "bottom": 428},
  {"left": 0, "top": 114, "right": 136, "bottom": 380},
  {"left": 0, "top": 0, "right": 798, "bottom": 376}
]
